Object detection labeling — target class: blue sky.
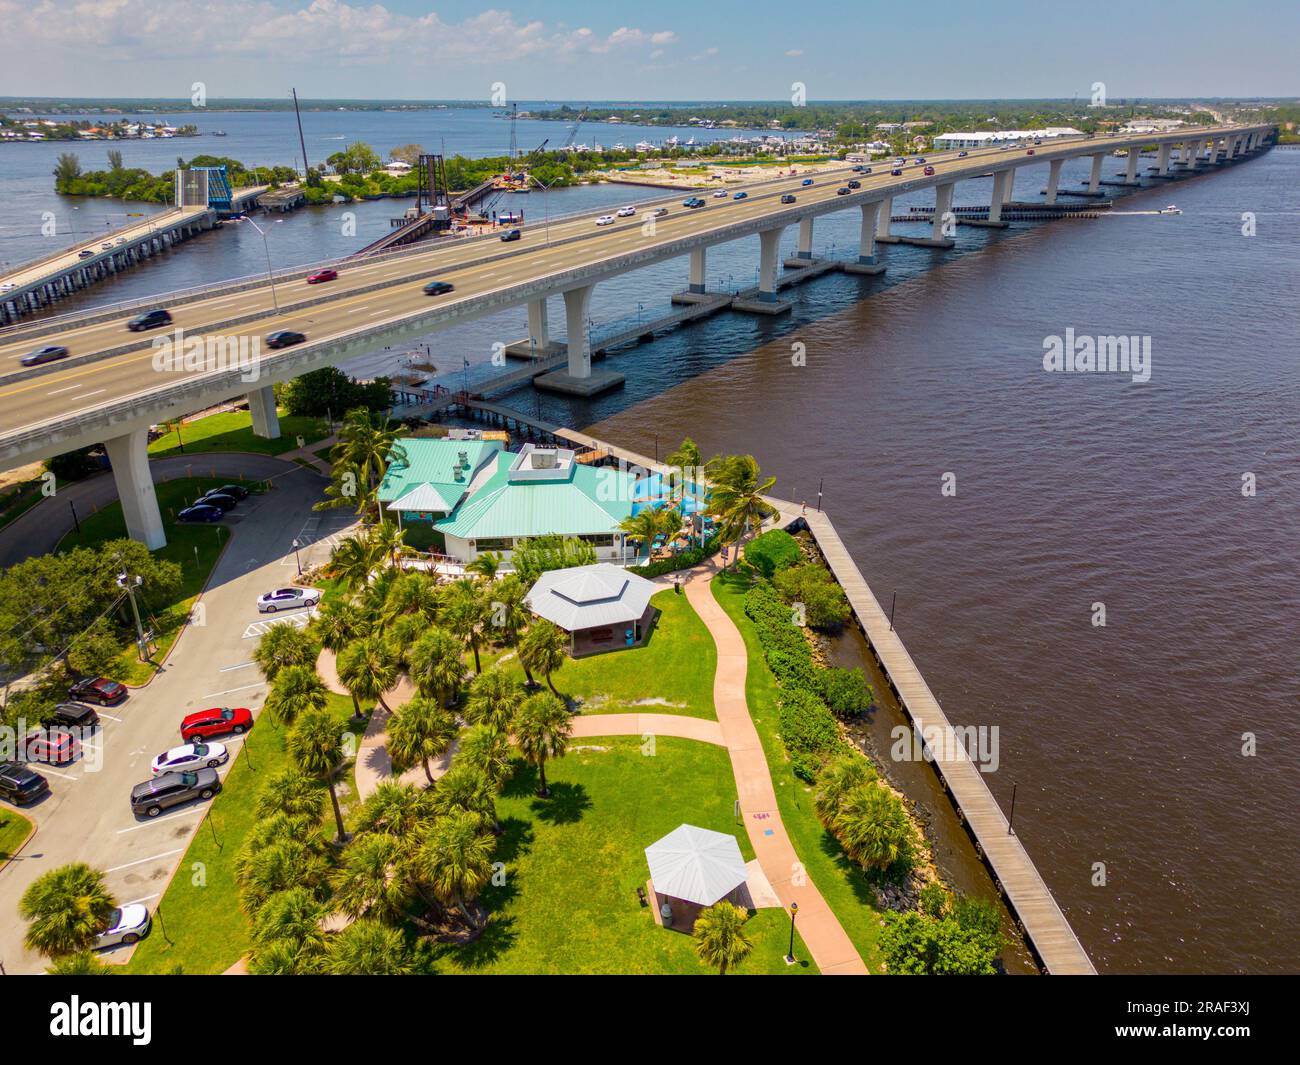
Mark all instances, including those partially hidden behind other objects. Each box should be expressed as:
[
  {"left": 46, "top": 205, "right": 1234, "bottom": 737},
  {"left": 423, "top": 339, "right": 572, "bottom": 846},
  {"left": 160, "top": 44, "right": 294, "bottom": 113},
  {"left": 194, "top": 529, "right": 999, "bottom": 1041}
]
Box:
[{"left": 2, "top": 0, "right": 1296, "bottom": 101}]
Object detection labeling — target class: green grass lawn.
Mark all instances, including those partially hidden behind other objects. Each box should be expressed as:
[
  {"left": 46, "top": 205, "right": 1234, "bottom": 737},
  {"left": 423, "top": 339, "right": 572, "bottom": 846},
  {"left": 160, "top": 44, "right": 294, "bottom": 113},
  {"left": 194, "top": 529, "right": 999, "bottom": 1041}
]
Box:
[
  {"left": 148, "top": 410, "right": 328, "bottom": 459},
  {"left": 124, "top": 693, "right": 366, "bottom": 975},
  {"left": 438, "top": 736, "right": 817, "bottom": 975},
  {"left": 0, "top": 807, "right": 34, "bottom": 866},
  {"left": 57, "top": 477, "right": 238, "bottom": 685},
  {"left": 494, "top": 590, "right": 717, "bottom": 719},
  {"left": 712, "top": 567, "right": 886, "bottom": 972},
  {"left": 0, "top": 478, "right": 44, "bottom": 532}
]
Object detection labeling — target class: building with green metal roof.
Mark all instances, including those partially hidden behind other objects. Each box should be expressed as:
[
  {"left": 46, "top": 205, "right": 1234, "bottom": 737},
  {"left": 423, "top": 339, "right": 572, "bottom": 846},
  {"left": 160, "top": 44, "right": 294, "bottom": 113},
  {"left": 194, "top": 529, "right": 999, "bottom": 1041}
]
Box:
[{"left": 376, "top": 437, "right": 503, "bottom": 524}]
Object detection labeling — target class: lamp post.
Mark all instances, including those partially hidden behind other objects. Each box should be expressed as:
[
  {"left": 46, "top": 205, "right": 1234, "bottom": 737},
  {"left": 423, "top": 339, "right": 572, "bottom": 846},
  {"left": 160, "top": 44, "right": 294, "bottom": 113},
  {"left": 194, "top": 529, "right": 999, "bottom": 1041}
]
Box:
[
  {"left": 785, "top": 901, "right": 799, "bottom": 964},
  {"left": 291, "top": 538, "right": 302, "bottom": 576},
  {"left": 245, "top": 216, "right": 280, "bottom": 314}
]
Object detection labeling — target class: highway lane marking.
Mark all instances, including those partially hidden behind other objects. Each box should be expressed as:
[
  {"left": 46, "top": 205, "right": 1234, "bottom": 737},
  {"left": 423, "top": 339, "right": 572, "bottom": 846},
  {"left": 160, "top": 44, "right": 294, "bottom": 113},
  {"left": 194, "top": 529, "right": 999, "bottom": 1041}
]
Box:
[
  {"left": 47, "top": 383, "right": 82, "bottom": 394},
  {"left": 107, "top": 848, "right": 186, "bottom": 873},
  {"left": 116, "top": 810, "right": 203, "bottom": 833}
]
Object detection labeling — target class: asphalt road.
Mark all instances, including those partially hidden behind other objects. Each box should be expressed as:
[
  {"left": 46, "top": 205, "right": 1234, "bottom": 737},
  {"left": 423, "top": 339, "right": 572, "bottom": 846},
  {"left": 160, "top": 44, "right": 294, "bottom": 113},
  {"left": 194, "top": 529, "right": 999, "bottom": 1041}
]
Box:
[
  {"left": 0, "top": 460, "right": 354, "bottom": 973},
  {"left": 0, "top": 126, "right": 1258, "bottom": 442}
]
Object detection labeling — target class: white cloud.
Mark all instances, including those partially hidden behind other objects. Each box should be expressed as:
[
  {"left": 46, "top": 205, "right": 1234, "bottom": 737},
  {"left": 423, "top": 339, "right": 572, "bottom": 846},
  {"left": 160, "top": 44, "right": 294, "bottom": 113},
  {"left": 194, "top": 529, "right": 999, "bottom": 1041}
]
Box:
[{"left": 785, "top": 49, "right": 804, "bottom": 57}]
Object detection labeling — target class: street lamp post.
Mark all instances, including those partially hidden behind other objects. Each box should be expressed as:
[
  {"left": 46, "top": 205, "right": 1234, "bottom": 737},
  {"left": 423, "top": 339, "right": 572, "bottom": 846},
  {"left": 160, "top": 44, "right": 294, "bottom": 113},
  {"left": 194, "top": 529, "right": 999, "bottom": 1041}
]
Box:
[
  {"left": 785, "top": 901, "right": 799, "bottom": 964},
  {"left": 292, "top": 538, "right": 302, "bottom": 576},
  {"left": 244, "top": 216, "right": 280, "bottom": 314}
]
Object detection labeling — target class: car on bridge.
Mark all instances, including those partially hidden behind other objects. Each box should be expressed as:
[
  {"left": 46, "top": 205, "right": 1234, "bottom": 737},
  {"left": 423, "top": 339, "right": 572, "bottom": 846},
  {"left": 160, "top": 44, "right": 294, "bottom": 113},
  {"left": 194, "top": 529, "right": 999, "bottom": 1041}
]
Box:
[
  {"left": 861, "top": 167, "right": 872, "bottom": 174},
  {"left": 0, "top": 761, "right": 49, "bottom": 806},
  {"left": 181, "top": 706, "right": 253, "bottom": 742},
  {"left": 258, "top": 586, "right": 321, "bottom": 613},
  {"left": 682, "top": 197, "right": 705, "bottom": 208},
  {"left": 95, "top": 905, "right": 151, "bottom": 950},
  {"left": 423, "top": 281, "right": 454, "bottom": 296},
  {"left": 836, "top": 187, "right": 851, "bottom": 196},
  {"left": 595, "top": 215, "right": 616, "bottom": 226},
  {"left": 923, "top": 166, "right": 935, "bottom": 176},
  {"left": 126, "top": 308, "right": 172, "bottom": 332},
  {"left": 130, "top": 768, "right": 220, "bottom": 818},
  {"left": 151, "top": 741, "right": 229, "bottom": 775},
  {"left": 178, "top": 503, "right": 224, "bottom": 524},
  {"left": 780, "top": 194, "right": 796, "bottom": 204},
  {"left": 20, "top": 345, "right": 69, "bottom": 367},
  {"left": 1026, "top": 148, "right": 1036, "bottom": 156},
  {"left": 266, "top": 329, "right": 306, "bottom": 349},
  {"left": 891, "top": 168, "right": 903, "bottom": 176},
  {"left": 616, "top": 206, "right": 636, "bottom": 217},
  {"left": 306, "top": 268, "right": 338, "bottom": 284},
  {"left": 652, "top": 207, "right": 669, "bottom": 217},
  {"left": 78, "top": 249, "right": 94, "bottom": 260},
  {"left": 712, "top": 190, "right": 728, "bottom": 198},
  {"left": 500, "top": 228, "right": 521, "bottom": 241},
  {"left": 69, "top": 676, "right": 128, "bottom": 706},
  {"left": 100, "top": 242, "right": 113, "bottom": 251},
  {"left": 847, "top": 180, "right": 861, "bottom": 189},
  {"left": 733, "top": 191, "right": 748, "bottom": 200},
  {"left": 801, "top": 178, "right": 814, "bottom": 186},
  {"left": 958, "top": 151, "right": 968, "bottom": 158}
]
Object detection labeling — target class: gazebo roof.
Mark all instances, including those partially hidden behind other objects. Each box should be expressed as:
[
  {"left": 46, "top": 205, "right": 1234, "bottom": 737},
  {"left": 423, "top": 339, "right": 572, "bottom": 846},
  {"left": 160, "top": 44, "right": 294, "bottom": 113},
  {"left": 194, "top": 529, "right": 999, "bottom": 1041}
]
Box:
[
  {"left": 644, "top": 824, "right": 748, "bottom": 907},
  {"left": 525, "top": 563, "right": 655, "bottom": 633}
]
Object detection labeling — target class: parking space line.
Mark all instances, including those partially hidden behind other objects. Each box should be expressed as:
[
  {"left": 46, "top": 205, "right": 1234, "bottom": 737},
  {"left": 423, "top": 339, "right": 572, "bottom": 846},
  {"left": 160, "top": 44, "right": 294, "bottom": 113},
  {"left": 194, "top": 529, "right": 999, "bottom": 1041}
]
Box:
[
  {"left": 219, "top": 661, "right": 255, "bottom": 672},
  {"left": 197, "top": 681, "right": 264, "bottom": 700},
  {"left": 107, "top": 848, "right": 185, "bottom": 873},
  {"left": 121, "top": 893, "right": 161, "bottom": 907},
  {"left": 39, "top": 766, "right": 78, "bottom": 780}
]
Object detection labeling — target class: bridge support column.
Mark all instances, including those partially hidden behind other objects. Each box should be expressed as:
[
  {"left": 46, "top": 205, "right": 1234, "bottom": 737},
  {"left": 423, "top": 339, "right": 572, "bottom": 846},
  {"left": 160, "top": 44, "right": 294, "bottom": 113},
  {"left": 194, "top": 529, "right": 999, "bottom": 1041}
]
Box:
[
  {"left": 875, "top": 196, "right": 896, "bottom": 242},
  {"left": 932, "top": 182, "right": 956, "bottom": 243},
  {"left": 1087, "top": 152, "right": 1104, "bottom": 193},
  {"left": 843, "top": 202, "right": 886, "bottom": 274},
  {"left": 989, "top": 171, "right": 1012, "bottom": 222},
  {"left": 533, "top": 283, "right": 625, "bottom": 397},
  {"left": 527, "top": 298, "right": 550, "bottom": 351},
  {"left": 688, "top": 247, "right": 707, "bottom": 293},
  {"left": 248, "top": 386, "right": 281, "bottom": 440},
  {"left": 1124, "top": 148, "right": 1140, "bottom": 184},
  {"left": 796, "top": 216, "right": 814, "bottom": 260},
  {"left": 1044, "top": 158, "right": 1064, "bottom": 204},
  {"left": 732, "top": 227, "right": 792, "bottom": 314},
  {"left": 1156, "top": 142, "right": 1172, "bottom": 176},
  {"left": 104, "top": 429, "right": 166, "bottom": 550}
]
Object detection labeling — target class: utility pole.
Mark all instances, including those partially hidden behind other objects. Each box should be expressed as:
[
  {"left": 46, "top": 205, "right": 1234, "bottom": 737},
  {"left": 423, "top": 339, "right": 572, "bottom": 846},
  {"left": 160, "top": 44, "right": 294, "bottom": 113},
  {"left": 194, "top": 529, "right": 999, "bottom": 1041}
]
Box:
[
  {"left": 291, "top": 88, "right": 310, "bottom": 180},
  {"left": 117, "top": 573, "right": 147, "bottom": 660}
]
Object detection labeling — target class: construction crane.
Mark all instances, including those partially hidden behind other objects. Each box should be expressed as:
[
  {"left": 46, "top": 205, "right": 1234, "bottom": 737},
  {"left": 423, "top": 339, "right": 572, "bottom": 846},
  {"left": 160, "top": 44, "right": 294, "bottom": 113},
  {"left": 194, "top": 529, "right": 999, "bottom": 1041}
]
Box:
[{"left": 563, "top": 106, "right": 589, "bottom": 149}]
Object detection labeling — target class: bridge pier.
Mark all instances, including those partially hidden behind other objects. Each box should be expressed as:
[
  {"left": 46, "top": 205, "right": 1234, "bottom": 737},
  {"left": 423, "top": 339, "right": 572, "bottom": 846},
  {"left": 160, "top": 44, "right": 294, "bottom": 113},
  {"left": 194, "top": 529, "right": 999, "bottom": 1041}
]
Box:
[
  {"left": 874, "top": 195, "right": 898, "bottom": 243},
  {"left": 795, "top": 216, "right": 814, "bottom": 260},
  {"left": 104, "top": 429, "right": 166, "bottom": 550},
  {"left": 527, "top": 298, "right": 550, "bottom": 351},
  {"left": 688, "top": 246, "right": 707, "bottom": 294},
  {"left": 987, "top": 171, "right": 1013, "bottom": 225},
  {"left": 1087, "top": 152, "right": 1104, "bottom": 194},
  {"left": 248, "top": 386, "right": 281, "bottom": 440},
  {"left": 842, "top": 202, "right": 886, "bottom": 274},
  {"left": 733, "top": 226, "right": 792, "bottom": 314},
  {"left": 533, "top": 283, "right": 624, "bottom": 397}
]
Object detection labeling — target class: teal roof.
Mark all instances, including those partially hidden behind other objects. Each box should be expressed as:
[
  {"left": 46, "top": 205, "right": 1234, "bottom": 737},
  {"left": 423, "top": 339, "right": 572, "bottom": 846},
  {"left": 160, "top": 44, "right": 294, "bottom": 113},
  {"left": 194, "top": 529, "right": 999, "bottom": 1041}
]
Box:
[
  {"left": 377, "top": 438, "right": 502, "bottom": 511},
  {"left": 435, "top": 453, "right": 636, "bottom": 540}
]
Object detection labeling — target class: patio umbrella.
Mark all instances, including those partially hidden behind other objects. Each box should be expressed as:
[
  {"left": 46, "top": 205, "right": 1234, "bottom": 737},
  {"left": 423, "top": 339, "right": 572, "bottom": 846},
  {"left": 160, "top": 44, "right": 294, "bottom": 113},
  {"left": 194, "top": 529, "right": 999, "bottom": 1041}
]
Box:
[{"left": 644, "top": 825, "right": 748, "bottom": 907}]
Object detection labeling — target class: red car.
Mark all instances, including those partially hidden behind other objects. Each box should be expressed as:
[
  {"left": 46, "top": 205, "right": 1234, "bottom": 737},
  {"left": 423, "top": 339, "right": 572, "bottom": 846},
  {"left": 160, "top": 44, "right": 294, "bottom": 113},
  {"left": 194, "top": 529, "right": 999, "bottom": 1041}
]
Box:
[
  {"left": 923, "top": 166, "right": 935, "bottom": 176},
  {"left": 181, "top": 706, "right": 253, "bottom": 742},
  {"left": 1026, "top": 149, "right": 1036, "bottom": 156},
  {"left": 306, "top": 268, "right": 338, "bottom": 284},
  {"left": 21, "top": 729, "right": 79, "bottom": 765},
  {"left": 69, "top": 676, "right": 128, "bottom": 706}
]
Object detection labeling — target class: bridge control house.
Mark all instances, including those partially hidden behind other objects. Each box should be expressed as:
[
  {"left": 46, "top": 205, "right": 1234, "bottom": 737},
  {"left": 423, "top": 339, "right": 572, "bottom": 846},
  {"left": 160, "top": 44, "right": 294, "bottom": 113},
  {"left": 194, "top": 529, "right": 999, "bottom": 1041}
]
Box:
[{"left": 377, "top": 438, "right": 638, "bottom": 566}]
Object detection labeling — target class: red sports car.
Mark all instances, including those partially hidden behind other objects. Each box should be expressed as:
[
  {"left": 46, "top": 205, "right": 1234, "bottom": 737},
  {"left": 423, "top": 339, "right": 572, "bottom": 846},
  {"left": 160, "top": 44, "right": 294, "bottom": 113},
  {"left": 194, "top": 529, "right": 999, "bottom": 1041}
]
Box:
[
  {"left": 181, "top": 706, "right": 253, "bottom": 742},
  {"left": 306, "top": 269, "right": 338, "bottom": 284}
]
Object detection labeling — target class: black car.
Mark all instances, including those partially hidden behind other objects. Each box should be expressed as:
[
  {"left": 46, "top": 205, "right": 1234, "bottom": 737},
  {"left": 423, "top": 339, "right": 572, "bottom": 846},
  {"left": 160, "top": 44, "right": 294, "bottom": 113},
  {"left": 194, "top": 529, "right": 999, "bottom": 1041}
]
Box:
[
  {"left": 127, "top": 308, "right": 172, "bottom": 332},
  {"left": 265, "top": 330, "right": 306, "bottom": 349},
  {"left": 178, "top": 504, "right": 223, "bottom": 524},
  {"left": 20, "top": 345, "right": 69, "bottom": 368},
  {"left": 196, "top": 492, "right": 238, "bottom": 512},
  {"left": 780, "top": 194, "right": 797, "bottom": 204},
  {"left": 130, "top": 768, "right": 221, "bottom": 818},
  {"left": 847, "top": 180, "right": 861, "bottom": 189},
  {"left": 499, "top": 228, "right": 521, "bottom": 242},
  {"left": 423, "top": 281, "right": 455, "bottom": 296},
  {"left": 213, "top": 484, "right": 249, "bottom": 501},
  {"left": 49, "top": 702, "right": 100, "bottom": 729},
  {"left": 69, "top": 677, "right": 128, "bottom": 706},
  {"left": 836, "top": 187, "right": 851, "bottom": 196},
  {"left": 891, "top": 168, "right": 903, "bottom": 176},
  {"left": 0, "top": 761, "right": 49, "bottom": 806}
]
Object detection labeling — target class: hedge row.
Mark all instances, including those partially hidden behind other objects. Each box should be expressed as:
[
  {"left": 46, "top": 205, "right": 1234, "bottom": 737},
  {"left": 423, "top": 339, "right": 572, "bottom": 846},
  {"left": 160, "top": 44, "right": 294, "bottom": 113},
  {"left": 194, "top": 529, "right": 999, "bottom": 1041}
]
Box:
[{"left": 637, "top": 536, "right": 721, "bottom": 579}]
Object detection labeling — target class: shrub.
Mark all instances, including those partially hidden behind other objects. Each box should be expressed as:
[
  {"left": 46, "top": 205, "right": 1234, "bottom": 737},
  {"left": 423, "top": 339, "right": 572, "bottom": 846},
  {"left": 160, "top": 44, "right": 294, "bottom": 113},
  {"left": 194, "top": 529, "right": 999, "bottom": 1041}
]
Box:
[
  {"left": 878, "top": 895, "right": 1004, "bottom": 975},
  {"left": 777, "top": 688, "right": 840, "bottom": 781},
  {"left": 773, "top": 563, "right": 851, "bottom": 631},
  {"left": 638, "top": 536, "right": 720, "bottom": 578},
  {"left": 744, "top": 528, "right": 801, "bottom": 577},
  {"left": 818, "top": 667, "right": 874, "bottom": 718}
]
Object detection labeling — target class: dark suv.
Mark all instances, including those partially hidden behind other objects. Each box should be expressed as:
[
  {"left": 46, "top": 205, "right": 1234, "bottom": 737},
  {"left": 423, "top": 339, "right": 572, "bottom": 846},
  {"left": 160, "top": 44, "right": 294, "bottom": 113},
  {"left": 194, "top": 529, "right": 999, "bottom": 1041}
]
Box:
[
  {"left": 49, "top": 702, "right": 100, "bottom": 729},
  {"left": 130, "top": 768, "right": 221, "bottom": 818},
  {"left": 0, "top": 761, "right": 49, "bottom": 806},
  {"left": 68, "top": 677, "right": 127, "bottom": 706},
  {"left": 127, "top": 308, "right": 172, "bottom": 332}
]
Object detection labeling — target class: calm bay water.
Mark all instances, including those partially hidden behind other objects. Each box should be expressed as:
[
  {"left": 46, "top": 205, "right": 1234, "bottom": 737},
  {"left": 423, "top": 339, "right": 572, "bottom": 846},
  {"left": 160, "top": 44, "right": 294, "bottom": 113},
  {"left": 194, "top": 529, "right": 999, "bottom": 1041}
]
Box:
[{"left": 2, "top": 110, "right": 1295, "bottom": 972}]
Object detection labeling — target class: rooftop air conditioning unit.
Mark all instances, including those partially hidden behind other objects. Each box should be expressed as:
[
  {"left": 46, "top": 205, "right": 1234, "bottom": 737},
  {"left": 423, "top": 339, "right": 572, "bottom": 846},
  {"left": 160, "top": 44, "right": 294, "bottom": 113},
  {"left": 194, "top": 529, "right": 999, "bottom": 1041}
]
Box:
[{"left": 534, "top": 450, "right": 558, "bottom": 469}]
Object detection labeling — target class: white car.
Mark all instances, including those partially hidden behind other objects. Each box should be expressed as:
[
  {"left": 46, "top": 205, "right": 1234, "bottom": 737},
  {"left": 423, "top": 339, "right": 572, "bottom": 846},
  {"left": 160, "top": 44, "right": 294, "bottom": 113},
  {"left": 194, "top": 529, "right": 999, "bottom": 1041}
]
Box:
[
  {"left": 95, "top": 904, "right": 151, "bottom": 950},
  {"left": 595, "top": 215, "right": 616, "bottom": 226},
  {"left": 616, "top": 205, "right": 636, "bottom": 217},
  {"left": 151, "top": 741, "right": 228, "bottom": 775},
  {"left": 257, "top": 586, "right": 321, "bottom": 613},
  {"left": 712, "top": 190, "right": 728, "bottom": 198}
]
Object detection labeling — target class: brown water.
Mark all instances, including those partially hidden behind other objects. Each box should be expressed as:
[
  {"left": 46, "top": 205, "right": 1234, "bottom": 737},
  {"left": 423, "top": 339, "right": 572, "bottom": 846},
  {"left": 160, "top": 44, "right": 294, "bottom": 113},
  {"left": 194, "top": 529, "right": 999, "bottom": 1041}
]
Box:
[{"left": 581, "top": 152, "right": 1300, "bottom": 974}]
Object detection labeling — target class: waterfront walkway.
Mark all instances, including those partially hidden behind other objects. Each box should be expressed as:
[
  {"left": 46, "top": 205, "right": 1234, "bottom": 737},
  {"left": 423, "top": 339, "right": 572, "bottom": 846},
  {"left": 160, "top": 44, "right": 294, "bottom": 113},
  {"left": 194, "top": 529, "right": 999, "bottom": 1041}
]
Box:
[{"left": 799, "top": 508, "right": 1097, "bottom": 974}]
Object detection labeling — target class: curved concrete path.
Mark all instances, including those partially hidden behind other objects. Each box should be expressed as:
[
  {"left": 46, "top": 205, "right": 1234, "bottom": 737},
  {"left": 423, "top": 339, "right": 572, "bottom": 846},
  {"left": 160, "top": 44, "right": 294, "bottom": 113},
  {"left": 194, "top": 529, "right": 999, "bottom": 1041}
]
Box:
[{"left": 570, "top": 712, "right": 725, "bottom": 746}]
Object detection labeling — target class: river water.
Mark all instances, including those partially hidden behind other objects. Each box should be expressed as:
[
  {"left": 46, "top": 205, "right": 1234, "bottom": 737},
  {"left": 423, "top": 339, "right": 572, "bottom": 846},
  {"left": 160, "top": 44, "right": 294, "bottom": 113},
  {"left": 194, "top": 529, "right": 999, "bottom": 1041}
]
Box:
[{"left": 2, "top": 110, "right": 1295, "bottom": 973}]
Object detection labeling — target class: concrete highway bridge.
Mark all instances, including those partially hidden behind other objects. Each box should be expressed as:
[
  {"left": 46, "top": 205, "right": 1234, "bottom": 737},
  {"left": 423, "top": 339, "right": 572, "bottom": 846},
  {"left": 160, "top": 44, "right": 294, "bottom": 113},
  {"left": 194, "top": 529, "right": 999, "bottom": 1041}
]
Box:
[{"left": 0, "top": 123, "right": 1273, "bottom": 549}]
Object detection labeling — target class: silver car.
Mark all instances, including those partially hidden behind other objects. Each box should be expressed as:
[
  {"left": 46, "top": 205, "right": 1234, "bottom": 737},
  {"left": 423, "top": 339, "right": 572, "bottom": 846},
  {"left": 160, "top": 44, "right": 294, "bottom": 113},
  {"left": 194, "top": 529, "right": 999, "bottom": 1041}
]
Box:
[
  {"left": 257, "top": 586, "right": 321, "bottom": 613},
  {"left": 95, "top": 904, "right": 151, "bottom": 949}
]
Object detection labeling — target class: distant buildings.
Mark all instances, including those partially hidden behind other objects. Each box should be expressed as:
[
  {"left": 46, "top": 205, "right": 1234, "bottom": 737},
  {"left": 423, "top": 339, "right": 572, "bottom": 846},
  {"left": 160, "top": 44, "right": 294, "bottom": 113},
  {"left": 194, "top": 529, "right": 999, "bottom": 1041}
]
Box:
[{"left": 933, "top": 127, "right": 1083, "bottom": 149}]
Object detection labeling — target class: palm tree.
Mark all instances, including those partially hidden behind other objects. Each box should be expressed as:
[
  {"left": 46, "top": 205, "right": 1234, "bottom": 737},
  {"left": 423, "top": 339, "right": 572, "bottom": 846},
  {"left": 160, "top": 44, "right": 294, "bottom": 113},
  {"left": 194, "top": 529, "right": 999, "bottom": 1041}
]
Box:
[
  {"left": 371, "top": 519, "right": 406, "bottom": 570},
  {"left": 831, "top": 784, "right": 916, "bottom": 871},
  {"left": 331, "top": 833, "right": 414, "bottom": 923},
  {"left": 465, "top": 551, "right": 503, "bottom": 581},
  {"left": 464, "top": 668, "right": 522, "bottom": 732},
  {"left": 706, "top": 454, "right": 777, "bottom": 568},
  {"left": 666, "top": 436, "right": 703, "bottom": 473},
  {"left": 619, "top": 507, "right": 674, "bottom": 558},
  {"left": 263, "top": 664, "right": 328, "bottom": 726},
  {"left": 458, "top": 723, "right": 514, "bottom": 790},
  {"left": 317, "top": 409, "right": 407, "bottom": 517},
  {"left": 248, "top": 886, "right": 328, "bottom": 973},
  {"left": 235, "top": 835, "right": 330, "bottom": 914},
  {"left": 386, "top": 696, "right": 458, "bottom": 785},
  {"left": 417, "top": 808, "right": 495, "bottom": 930},
  {"left": 442, "top": 578, "right": 490, "bottom": 674},
  {"left": 513, "top": 690, "right": 572, "bottom": 797},
  {"left": 325, "top": 919, "right": 416, "bottom": 976},
  {"left": 813, "top": 754, "right": 877, "bottom": 828},
  {"left": 328, "top": 532, "right": 383, "bottom": 592},
  {"left": 19, "top": 863, "right": 116, "bottom": 959},
  {"left": 381, "top": 571, "right": 441, "bottom": 627},
  {"left": 408, "top": 626, "right": 465, "bottom": 706},
  {"left": 287, "top": 707, "right": 350, "bottom": 843},
  {"left": 487, "top": 573, "right": 531, "bottom": 671},
  {"left": 336, "top": 633, "right": 399, "bottom": 714},
  {"left": 519, "top": 619, "right": 568, "bottom": 696},
  {"left": 253, "top": 623, "right": 319, "bottom": 683},
  {"left": 354, "top": 780, "right": 438, "bottom": 839},
  {"left": 430, "top": 761, "right": 498, "bottom": 831},
  {"left": 46, "top": 952, "right": 112, "bottom": 976},
  {"left": 693, "top": 900, "right": 754, "bottom": 975},
  {"left": 254, "top": 769, "right": 326, "bottom": 822},
  {"left": 309, "top": 597, "right": 368, "bottom": 656}
]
